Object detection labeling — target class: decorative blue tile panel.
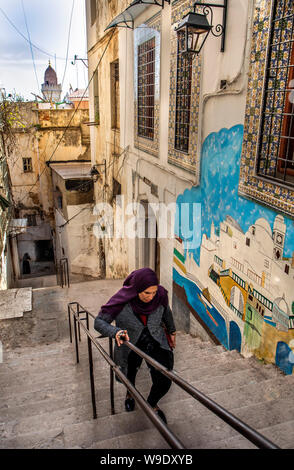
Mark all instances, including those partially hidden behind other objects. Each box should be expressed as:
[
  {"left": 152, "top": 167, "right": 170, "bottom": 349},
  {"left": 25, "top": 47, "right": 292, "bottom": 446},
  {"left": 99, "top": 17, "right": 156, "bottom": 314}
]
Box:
[{"left": 239, "top": 0, "right": 294, "bottom": 218}]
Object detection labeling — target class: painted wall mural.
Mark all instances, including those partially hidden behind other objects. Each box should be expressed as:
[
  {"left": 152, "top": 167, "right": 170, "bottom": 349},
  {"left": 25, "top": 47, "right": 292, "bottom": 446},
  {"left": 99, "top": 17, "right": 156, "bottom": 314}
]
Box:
[{"left": 173, "top": 125, "right": 294, "bottom": 375}]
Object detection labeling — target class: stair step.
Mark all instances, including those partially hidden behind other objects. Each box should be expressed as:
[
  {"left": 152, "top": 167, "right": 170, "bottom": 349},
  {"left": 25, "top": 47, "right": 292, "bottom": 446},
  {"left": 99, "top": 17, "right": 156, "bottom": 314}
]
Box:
[
  {"left": 0, "top": 402, "right": 99, "bottom": 443},
  {"left": 1, "top": 287, "right": 293, "bottom": 451},
  {"left": 89, "top": 428, "right": 168, "bottom": 450},
  {"left": 160, "top": 376, "right": 294, "bottom": 421},
  {"left": 0, "top": 335, "right": 238, "bottom": 387},
  {"left": 0, "top": 425, "right": 66, "bottom": 449},
  {"left": 0, "top": 353, "right": 255, "bottom": 399},
  {"left": 0, "top": 339, "right": 224, "bottom": 377},
  {"left": 184, "top": 397, "right": 294, "bottom": 449},
  {"left": 4, "top": 369, "right": 289, "bottom": 424},
  {"left": 201, "top": 418, "right": 294, "bottom": 449},
  {"left": 0, "top": 348, "right": 230, "bottom": 388},
  {"left": 0, "top": 346, "right": 279, "bottom": 398},
  {"left": 2, "top": 366, "right": 293, "bottom": 447},
  {"left": 4, "top": 393, "right": 292, "bottom": 449},
  {"left": 1, "top": 332, "right": 214, "bottom": 361}
]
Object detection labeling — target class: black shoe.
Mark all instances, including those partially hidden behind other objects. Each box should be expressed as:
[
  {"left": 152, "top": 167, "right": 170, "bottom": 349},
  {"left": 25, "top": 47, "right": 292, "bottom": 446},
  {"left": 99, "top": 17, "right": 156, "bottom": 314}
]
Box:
[
  {"left": 125, "top": 397, "right": 135, "bottom": 412},
  {"left": 154, "top": 408, "right": 167, "bottom": 424}
]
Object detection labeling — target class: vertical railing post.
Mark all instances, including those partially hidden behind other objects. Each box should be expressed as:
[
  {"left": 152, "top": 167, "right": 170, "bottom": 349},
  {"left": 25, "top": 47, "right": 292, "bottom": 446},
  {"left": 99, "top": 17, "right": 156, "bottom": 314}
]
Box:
[
  {"left": 109, "top": 337, "right": 115, "bottom": 415},
  {"left": 73, "top": 308, "right": 79, "bottom": 364},
  {"left": 86, "top": 311, "right": 97, "bottom": 419},
  {"left": 68, "top": 304, "right": 72, "bottom": 343},
  {"left": 66, "top": 258, "right": 70, "bottom": 287},
  {"left": 60, "top": 260, "right": 64, "bottom": 288},
  {"left": 77, "top": 303, "right": 81, "bottom": 342}
]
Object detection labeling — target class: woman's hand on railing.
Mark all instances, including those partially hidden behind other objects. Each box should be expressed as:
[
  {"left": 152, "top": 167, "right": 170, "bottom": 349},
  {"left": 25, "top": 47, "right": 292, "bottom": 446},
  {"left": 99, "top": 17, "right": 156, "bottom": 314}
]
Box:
[
  {"left": 115, "top": 329, "right": 129, "bottom": 347},
  {"left": 170, "top": 332, "right": 176, "bottom": 349}
]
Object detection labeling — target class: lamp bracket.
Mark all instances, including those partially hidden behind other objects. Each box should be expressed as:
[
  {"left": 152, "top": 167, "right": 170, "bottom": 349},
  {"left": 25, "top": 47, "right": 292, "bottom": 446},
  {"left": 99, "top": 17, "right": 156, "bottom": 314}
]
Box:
[
  {"left": 91, "top": 159, "right": 107, "bottom": 181},
  {"left": 193, "top": 1, "right": 228, "bottom": 52}
]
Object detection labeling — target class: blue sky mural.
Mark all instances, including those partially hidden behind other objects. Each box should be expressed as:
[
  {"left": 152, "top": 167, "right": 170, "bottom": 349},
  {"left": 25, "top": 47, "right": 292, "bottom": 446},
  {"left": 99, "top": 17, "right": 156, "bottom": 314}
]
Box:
[{"left": 176, "top": 124, "right": 294, "bottom": 265}]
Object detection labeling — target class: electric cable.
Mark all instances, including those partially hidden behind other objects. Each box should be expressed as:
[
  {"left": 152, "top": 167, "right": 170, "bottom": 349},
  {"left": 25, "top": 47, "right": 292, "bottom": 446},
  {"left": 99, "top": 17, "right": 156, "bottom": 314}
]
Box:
[
  {"left": 57, "top": 184, "right": 103, "bottom": 229},
  {"left": 17, "top": 28, "right": 116, "bottom": 205},
  {"left": 21, "top": 0, "right": 40, "bottom": 94},
  {"left": 0, "top": 6, "right": 69, "bottom": 61},
  {"left": 58, "top": 205, "right": 91, "bottom": 228},
  {"left": 61, "top": 0, "right": 75, "bottom": 89}
]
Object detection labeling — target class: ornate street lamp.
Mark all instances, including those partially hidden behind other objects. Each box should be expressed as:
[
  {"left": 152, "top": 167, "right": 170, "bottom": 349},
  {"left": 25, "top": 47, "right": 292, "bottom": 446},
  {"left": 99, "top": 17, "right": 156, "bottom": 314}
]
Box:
[
  {"left": 175, "top": 11, "right": 212, "bottom": 56},
  {"left": 175, "top": 1, "right": 228, "bottom": 57}
]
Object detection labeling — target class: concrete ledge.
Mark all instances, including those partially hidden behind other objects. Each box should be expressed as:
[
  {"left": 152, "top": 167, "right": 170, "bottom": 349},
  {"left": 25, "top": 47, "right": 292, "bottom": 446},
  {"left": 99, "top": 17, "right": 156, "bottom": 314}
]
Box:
[{"left": 0, "top": 288, "right": 32, "bottom": 320}]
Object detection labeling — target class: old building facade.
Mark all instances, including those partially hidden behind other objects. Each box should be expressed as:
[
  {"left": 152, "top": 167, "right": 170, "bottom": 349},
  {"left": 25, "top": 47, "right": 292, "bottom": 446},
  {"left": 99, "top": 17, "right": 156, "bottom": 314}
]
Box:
[
  {"left": 6, "top": 62, "right": 99, "bottom": 284},
  {"left": 85, "top": 0, "right": 294, "bottom": 374},
  {"left": 0, "top": 139, "right": 13, "bottom": 289}
]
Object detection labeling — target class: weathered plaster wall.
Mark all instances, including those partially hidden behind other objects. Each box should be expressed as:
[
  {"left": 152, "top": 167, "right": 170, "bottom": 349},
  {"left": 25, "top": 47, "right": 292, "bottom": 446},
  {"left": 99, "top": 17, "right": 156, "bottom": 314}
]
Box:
[
  {"left": 65, "top": 204, "right": 101, "bottom": 278},
  {"left": 87, "top": 0, "right": 130, "bottom": 280},
  {"left": 9, "top": 104, "right": 90, "bottom": 218},
  {"left": 51, "top": 169, "right": 97, "bottom": 277},
  {"left": 8, "top": 102, "right": 91, "bottom": 279}
]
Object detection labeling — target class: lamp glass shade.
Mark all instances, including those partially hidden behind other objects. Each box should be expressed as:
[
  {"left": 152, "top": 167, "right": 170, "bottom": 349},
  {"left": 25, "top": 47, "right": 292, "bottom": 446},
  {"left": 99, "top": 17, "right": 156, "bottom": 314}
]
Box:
[{"left": 175, "top": 12, "right": 212, "bottom": 55}]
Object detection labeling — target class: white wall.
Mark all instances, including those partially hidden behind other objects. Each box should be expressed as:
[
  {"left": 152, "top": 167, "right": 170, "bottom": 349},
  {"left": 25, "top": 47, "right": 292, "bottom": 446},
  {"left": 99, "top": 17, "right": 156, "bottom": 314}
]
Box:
[{"left": 201, "top": 0, "right": 252, "bottom": 139}]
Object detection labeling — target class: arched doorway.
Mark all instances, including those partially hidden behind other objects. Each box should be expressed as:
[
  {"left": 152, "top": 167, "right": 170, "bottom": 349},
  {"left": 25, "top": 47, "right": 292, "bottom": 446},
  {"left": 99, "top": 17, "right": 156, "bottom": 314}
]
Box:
[
  {"left": 139, "top": 200, "right": 160, "bottom": 280},
  {"left": 229, "top": 321, "right": 242, "bottom": 352}
]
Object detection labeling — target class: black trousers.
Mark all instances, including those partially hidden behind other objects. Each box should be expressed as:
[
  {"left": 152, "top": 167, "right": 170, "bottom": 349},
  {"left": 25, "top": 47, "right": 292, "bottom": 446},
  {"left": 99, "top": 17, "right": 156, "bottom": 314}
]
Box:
[{"left": 127, "top": 329, "right": 174, "bottom": 408}]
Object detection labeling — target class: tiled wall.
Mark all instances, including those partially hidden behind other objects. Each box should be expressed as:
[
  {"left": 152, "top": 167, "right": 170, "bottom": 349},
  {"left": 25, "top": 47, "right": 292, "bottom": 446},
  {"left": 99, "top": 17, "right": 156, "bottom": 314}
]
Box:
[
  {"left": 168, "top": 0, "right": 202, "bottom": 176},
  {"left": 239, "top": 0, "right": 294, "bottom": 217}
]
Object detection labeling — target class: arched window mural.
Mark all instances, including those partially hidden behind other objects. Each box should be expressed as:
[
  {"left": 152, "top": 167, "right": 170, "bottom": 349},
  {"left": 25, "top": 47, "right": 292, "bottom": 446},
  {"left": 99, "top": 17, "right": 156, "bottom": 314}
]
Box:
[
  {"left": 272, "top": 297, "right": 290, "bottom": 331},
  {"left": 230, "top": 286, "right": 244, "bottom": 317}
]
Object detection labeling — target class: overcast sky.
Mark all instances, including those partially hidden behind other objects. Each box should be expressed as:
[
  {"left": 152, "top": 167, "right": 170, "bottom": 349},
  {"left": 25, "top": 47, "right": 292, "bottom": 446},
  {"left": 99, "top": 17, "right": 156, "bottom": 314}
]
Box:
[{"left": 0, "top": 0, "right": 88, "bottom": 100}]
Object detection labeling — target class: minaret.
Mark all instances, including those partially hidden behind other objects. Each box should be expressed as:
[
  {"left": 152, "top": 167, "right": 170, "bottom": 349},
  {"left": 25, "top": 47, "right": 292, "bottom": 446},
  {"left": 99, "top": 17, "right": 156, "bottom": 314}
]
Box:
[
  {"left": 273, "top": 215, "right": 286, "bottom": 260},
  {"left": 41, "top": 61, "right": 62, "bottom": 102}
]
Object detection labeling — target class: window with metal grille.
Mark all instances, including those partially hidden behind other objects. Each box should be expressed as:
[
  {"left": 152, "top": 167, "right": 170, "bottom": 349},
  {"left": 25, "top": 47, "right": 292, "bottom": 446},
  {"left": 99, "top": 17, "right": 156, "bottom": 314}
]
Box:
[
  {"left": 23, "top": 158, "right": 32, "bottom": 173},
  {"left": 111, "top": 60, "right": 120, "bottom": 129},
  {"left": 137, "top": 37, "right": 155, "bottom": 140},
  {"left": 257, "top": 0, "right": 294, "bottom": 187},
  {"left": 174, "top": 32, "right": 193, "bottom": 153}
]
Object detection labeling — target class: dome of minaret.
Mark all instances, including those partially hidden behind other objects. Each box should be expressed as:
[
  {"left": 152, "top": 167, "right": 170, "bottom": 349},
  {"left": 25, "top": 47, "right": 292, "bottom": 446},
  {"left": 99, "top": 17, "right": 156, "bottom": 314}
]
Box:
[
  {"left": 41, "top": 61, "right": 62, "bottom": 102},
  {"left": 44, "top": 61, "right": 57, "bottom": 86}
]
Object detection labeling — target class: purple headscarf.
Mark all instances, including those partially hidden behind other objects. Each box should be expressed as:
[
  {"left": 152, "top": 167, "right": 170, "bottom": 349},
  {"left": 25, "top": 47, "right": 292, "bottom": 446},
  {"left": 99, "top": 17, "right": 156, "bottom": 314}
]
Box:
[{"left": 98, "top": 268, "right": 168, "bottom": 320}]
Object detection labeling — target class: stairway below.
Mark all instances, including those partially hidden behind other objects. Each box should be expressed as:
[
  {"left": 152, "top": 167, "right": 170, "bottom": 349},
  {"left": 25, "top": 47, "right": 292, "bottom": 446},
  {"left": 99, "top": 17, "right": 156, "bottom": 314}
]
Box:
[{"left": 1, "top": 326, "right": 293, "bottom": 449}]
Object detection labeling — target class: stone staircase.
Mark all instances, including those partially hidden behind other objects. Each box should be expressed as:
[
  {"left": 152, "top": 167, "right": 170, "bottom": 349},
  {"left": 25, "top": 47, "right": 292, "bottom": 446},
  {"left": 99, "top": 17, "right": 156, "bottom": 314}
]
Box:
[{"left": 1, "top": 327, "right": 294, "bottom": 449}]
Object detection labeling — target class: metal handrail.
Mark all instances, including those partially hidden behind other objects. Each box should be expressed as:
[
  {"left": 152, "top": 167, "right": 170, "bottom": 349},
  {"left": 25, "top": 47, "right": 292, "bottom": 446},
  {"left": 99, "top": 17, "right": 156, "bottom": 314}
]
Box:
[
  {"left": 67, "top": 302, "right": 280, "bottom": 450},
  {"left": 68, "top": 302, "right": 185, "bottom": 449}
]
